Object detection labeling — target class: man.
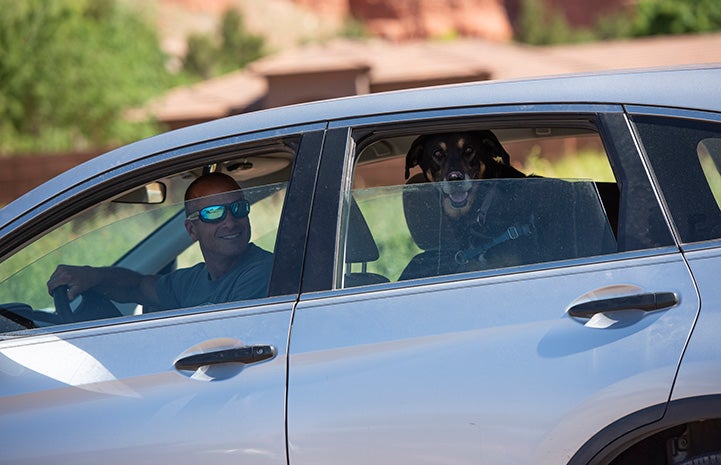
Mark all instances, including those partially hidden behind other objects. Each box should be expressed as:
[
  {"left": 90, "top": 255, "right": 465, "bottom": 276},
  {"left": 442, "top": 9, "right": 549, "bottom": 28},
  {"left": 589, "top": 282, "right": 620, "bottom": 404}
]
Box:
[{"left": 46, "top": 172, "right": 273, "bottom": 311}]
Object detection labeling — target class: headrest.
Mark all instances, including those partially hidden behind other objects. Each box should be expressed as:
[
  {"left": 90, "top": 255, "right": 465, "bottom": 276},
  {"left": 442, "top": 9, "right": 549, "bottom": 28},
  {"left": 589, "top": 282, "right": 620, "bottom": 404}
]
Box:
[
  {"left": 402, "top": 177, "right": 617, "bottom": 261},
  {"left": 345, "top": 196, "right": 380, "bottom": 263},
  {"left": 402, "top": 175, "right": 464, "bottom": 251}
]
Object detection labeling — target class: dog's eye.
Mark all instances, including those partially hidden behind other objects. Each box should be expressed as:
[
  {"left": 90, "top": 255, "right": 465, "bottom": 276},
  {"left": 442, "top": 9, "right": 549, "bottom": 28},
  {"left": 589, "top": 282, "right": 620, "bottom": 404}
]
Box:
[
  {"left": 433, "top": 149, "right": 445, "bottom": 160},
  {"left": 463, "top": 146, "right": 475, "bottom": 158}
]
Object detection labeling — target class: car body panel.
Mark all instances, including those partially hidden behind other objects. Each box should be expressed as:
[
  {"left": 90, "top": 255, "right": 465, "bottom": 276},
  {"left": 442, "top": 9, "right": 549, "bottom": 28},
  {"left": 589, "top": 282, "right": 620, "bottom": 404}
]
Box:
[
  {"left": 0, "top": 299, "right": 292, "bottom": 465},
  {"left": 287, "top": 253, "right": 698, "bottom": 464},
  {"left": 669, "top": 246, "right": 721, "bottom": 402}
]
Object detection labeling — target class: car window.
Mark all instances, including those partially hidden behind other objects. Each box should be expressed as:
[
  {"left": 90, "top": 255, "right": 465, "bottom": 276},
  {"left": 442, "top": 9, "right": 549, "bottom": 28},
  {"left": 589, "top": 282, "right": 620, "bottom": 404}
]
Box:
[
  {"left": 0, "top": 140, "right": 295, "bottom": 333},
  {"left": 632, "top": 114, "right": 721, "bottom": 244},
  {"left": 338, "top": 123, "right": 652, "bottom": 288}
]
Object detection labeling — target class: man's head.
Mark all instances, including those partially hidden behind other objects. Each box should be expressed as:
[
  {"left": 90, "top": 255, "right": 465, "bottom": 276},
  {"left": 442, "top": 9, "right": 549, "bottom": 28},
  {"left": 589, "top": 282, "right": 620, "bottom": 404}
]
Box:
[{"left": 184, "top": 173, "right": 251, "bottom": 272}]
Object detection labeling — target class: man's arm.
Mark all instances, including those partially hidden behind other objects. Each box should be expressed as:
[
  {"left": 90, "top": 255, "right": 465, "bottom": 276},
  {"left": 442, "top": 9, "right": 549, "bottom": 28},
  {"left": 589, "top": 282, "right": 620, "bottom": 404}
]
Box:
[{"left": 47, "top": 265, "right": 161, "bottom": 307}]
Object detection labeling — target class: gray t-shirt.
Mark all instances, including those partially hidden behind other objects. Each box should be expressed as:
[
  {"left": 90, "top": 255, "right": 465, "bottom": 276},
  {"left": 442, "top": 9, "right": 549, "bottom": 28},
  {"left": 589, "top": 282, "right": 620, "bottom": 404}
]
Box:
[{"left": 153, "top": 243, "right": 273, "bottom": 311}]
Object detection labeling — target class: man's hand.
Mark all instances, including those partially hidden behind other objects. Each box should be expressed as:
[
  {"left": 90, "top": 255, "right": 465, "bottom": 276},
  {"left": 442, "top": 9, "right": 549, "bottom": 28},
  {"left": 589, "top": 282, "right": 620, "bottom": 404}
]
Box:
[{"left": 47, "top": 265, "right": 98, "bottom": 301}]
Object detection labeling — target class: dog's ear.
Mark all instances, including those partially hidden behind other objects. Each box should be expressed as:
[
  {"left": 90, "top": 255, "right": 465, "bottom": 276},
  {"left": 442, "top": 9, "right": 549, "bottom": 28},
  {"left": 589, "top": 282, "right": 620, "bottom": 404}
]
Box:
[
  {"left": 405, "top": 135, "right": 426, "bottom": 179},
  {"left": 477, "top": 130, "right": 511, "bottom": 165}
]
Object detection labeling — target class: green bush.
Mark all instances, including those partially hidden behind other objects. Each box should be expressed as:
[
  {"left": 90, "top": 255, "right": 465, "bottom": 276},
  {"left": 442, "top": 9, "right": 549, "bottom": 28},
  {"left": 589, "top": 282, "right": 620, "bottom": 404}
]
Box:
[
  {"left": 514, "top": 0, "right": 593, "bottom": 45},
  {"left": 515, "top": 0, "right": 721, "bottom": 45},
  {"left": 632, "top": 0, "right": 721, "bottom": 36},
  {"left": 182, "top": 8, "right": 265, "bottom": 80},
  {"left": 0, "top": 0, "right": 168, "bottom": 153}
]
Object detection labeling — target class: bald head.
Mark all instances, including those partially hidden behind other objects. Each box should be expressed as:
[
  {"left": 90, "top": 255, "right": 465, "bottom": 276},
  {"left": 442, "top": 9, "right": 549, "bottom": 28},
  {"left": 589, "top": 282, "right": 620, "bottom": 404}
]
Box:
[
  {"left": 184, "top": 172, "right": 244, "bottom": 217},
  {"left": 185, "top": 172, "right": 241, "bottom": 202}
]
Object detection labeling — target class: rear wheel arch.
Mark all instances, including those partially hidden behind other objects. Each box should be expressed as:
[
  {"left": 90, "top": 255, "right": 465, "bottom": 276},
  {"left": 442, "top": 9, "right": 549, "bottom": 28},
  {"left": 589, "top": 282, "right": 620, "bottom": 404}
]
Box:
[{"left": 568, "top": 395, "right": 721, "bottom": 465}]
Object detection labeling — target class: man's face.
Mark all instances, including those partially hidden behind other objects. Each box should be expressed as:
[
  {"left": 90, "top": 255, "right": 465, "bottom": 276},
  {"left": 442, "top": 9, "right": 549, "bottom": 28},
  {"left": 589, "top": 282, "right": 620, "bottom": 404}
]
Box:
[{"left": 185, "top": 189, "right": 251, "bottom": 262}]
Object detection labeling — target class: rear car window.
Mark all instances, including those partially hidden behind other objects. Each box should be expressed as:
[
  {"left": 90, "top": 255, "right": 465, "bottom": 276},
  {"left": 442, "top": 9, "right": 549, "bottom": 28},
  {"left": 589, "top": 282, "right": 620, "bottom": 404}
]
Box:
[
  {"left": 338, "top": 122, "right": 656, "bottom": 288},
  {"left": 632, "top": 115, "right": 721, "bottom": 244}
]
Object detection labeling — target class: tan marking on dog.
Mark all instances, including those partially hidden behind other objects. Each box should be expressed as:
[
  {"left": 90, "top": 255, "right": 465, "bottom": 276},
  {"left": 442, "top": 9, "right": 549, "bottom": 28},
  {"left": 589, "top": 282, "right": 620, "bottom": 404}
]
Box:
[{"left": 478, "top": 162, "right": 486, "bottom": 178}]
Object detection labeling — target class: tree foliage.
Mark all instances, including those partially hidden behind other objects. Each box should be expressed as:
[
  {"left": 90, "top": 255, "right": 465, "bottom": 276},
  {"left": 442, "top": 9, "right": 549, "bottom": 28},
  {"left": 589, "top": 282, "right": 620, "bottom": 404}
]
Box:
[
  {"left": 632, "top": 0, "right": 721, "bottom": 36},
  {"left": 183, "top": 8, "right": 264, "bottom": 80},
  {"left": 514, "top": 0, "right": 594, "bottom": 45},
  {"left": 515, "top": 0, "right": 721, "bottom": 45},
  {"left": 0, "top": 0, "right": 168, "bottom": 153}
]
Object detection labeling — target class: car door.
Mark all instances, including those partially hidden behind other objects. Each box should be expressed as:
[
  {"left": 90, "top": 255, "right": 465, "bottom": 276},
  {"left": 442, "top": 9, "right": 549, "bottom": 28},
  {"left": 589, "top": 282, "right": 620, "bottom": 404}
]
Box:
[
  {"left": 0, "top": 127, "right": 324, "bottom": 465},
  {"left": 630, "top": 108, "right": 721, "bottom": 405},
  {"left": 286, "top": 108, "right": 699, "bottom": 465}
]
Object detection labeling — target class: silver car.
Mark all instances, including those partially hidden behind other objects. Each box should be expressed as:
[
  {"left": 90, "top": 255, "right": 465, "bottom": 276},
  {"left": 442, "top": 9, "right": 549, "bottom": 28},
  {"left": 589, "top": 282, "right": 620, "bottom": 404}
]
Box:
[{"left": 1, "top": 66, "right": 721, "bottom": 465}]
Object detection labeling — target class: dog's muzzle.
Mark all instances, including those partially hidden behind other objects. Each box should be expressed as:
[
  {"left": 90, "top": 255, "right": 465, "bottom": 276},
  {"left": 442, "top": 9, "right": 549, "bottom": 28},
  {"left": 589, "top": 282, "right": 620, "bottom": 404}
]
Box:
[{"left": 440, "top": 173, "right": 473, "bottom": 208}]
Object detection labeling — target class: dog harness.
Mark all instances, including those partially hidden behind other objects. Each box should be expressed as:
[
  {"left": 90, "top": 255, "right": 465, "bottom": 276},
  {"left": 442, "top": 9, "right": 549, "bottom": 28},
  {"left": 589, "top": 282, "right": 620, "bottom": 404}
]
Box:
[{"left": 453, "top": 186, "right": 535, "bottom": 265}]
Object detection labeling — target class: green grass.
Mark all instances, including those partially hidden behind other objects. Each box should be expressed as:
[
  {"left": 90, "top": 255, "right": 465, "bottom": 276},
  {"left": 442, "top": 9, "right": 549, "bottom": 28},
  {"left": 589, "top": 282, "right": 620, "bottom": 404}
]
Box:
[
  {"left": 0, "top": 204, "right": 180, "bottom": 309},
  {"left": 350, "top": 188, "right": 421, "bottom": 281},
  {"left": 700, "top": 153, "right": 721, "bottom": 209}
]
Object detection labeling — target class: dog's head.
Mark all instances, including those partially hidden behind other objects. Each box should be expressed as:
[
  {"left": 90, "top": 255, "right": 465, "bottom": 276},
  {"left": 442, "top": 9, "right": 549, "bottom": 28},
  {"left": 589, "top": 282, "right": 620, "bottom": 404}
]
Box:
[{"left": 405, "top": 130, "right": 520, "bottom": 218}]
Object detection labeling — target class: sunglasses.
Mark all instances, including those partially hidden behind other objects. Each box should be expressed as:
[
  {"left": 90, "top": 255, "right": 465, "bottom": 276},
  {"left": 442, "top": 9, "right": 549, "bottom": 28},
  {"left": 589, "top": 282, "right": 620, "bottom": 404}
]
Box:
[{"left": 186, "top": 199, "right": 251, "bottom": 223}]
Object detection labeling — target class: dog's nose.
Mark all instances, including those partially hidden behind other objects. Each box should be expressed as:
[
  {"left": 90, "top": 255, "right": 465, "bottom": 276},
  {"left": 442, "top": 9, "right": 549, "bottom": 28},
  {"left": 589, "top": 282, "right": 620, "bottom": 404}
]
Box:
[{"left": 447, "top": 171, "right": 465, "bottom": 181}]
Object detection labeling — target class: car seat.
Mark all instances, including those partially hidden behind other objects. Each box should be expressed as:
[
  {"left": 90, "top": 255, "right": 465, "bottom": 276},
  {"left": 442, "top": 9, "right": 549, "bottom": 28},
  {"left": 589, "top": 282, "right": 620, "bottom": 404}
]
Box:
[
  {"left": 399, "top": 176, "right": 617, "bottom": 281},
  {"left": 343, "top": 197, "right": 390, "bottom": 288}
]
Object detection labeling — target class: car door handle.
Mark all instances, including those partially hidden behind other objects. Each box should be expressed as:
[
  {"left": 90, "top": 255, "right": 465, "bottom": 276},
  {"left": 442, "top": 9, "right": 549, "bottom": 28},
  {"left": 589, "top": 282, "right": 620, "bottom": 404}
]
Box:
[
  {"left": 174, "top": 344, "right": 276, "bottom": 371},
  {"left": 567, "top": 292, "right": 678, "bottom": 318}
]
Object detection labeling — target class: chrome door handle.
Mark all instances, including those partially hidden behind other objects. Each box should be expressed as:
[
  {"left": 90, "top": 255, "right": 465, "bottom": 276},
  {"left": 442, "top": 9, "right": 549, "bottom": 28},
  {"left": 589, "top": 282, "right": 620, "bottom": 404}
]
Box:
[
  {"left": 568, "top": 292, "right": 678, "bottom": 318},
  {"left": 174, "top": 344, "right": 276, "bottom": 371}
]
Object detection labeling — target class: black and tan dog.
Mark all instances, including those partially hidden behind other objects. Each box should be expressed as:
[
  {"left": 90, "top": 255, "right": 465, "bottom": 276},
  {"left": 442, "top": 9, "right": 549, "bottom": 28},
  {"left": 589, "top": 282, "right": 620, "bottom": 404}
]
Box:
[{"left": 405, "top": 130, "right": 527, "bottom": 218}]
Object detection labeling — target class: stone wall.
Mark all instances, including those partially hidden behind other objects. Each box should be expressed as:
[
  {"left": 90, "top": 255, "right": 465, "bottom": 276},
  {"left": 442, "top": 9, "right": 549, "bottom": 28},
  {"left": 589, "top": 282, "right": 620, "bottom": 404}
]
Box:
[
  {"left": 293, "top": 0, "right": 513, "bottom": 41},
  {"left": 349, "top": 0, "right": 512, "bottom": 41}
]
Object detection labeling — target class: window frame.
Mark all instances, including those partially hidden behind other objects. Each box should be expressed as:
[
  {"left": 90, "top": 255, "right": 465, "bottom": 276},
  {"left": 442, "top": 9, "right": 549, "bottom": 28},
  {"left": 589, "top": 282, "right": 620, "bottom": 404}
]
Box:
[
  {"left": 302, "top": 104, "right": 679, "bottom": 295},
  {"left": 0, "top": 125, "right": 326, "bottom": 336},
  {"left": 627, "top": 105, "right": 721, "bottom": 249}
]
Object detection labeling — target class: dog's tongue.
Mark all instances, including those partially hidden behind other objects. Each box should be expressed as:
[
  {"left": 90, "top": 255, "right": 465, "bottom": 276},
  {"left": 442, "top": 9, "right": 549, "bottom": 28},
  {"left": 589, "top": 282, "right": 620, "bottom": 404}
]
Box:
[{"left": 449, "top": 190, "right": 469, "bottom": 206}]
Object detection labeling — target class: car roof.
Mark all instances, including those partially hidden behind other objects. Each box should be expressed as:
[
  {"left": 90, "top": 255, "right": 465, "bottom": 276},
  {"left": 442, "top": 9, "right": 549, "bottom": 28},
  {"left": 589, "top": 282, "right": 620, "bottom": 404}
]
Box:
[
  {"left": 99, "top": 64, "right": 721, "bottom": 163},
  {"left": 2, "top": 64, "right": 720, "bottom": 228}
]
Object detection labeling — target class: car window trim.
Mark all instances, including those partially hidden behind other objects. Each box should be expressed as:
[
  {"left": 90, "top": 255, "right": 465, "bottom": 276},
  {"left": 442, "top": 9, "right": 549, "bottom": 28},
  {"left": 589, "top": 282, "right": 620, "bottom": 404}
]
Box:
[
  {"left": 328, "top": 103, "right": 622, "bottom": 130},
  {"left": 0, "top": 123, "right": 326, "bottom": 262},
  {"left": 303, "top": 105, "right": 683, "bottom": 296}
]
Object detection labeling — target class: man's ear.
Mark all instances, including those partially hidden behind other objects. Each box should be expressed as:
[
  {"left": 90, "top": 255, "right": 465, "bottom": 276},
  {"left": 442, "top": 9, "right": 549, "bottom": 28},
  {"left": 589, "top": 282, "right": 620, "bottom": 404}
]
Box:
[{"left": 185, "top": 219, "right": 199, "bottom": 241}]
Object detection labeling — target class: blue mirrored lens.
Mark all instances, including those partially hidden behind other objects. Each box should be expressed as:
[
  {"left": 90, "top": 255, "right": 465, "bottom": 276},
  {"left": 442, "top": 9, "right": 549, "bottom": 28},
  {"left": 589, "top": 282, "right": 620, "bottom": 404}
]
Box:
[{"left": 197, "top": 200, "right": 250, "bottom": 223}]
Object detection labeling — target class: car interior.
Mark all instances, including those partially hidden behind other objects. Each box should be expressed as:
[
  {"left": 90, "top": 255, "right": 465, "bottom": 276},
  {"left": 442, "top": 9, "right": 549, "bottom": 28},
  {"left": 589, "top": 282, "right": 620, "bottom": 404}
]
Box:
[
  {"left": 0, "top": 124, "right": 627, "bottom": 328},
  {"left": 342, "top": 124, "right": 621, "bottom": 288},
  {"left": 0, "top": 138, "right": 297, "bottom": 332}
]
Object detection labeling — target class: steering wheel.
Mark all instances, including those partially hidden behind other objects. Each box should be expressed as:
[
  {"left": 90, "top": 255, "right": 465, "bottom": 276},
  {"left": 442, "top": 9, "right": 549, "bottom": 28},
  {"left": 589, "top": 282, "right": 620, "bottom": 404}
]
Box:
[
  {"left": 51, "top": 285, "right": 123, "bottom": 325},
  {"left": 52, "top": 285, "right": 75, "bottom": 324}
]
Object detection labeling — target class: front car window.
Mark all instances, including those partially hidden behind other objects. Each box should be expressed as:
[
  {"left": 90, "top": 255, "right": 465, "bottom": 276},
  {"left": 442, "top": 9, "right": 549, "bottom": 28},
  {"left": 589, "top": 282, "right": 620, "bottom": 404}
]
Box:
[
  {"left": 338, "top": 120, "right": 668, "bottom": 288},
  {"left": 0, "top": 139, "right": 295, "bottom": 333}
]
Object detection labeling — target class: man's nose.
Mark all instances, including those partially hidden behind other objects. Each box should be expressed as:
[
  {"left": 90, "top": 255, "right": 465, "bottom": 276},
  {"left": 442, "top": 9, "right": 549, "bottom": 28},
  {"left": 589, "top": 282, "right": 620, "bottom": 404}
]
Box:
[{"left": 224, "top": 213, "right": 248, "bottom": 225}]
